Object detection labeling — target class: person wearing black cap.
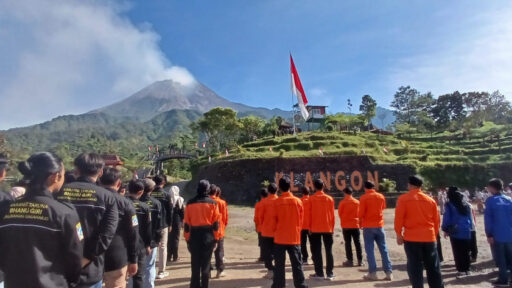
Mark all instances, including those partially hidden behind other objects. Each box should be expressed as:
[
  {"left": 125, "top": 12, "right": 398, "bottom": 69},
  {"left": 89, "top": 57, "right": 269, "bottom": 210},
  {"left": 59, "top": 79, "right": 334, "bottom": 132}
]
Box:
[
  {"left": 184, "top": 179, "right": 221, "bottom": 288},
  {"left": 395, "top": 175, "right": 444, "bottom": 287},
  {"left": 56, "top": 153, "right": 119, "bottom": 288}
]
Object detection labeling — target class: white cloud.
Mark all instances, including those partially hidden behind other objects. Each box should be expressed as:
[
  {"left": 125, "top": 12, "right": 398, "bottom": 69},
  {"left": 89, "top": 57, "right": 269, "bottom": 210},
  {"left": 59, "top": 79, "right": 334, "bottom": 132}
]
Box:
[
  {"left": 0, "top": 0, "right": 196, "bottom": 129},
  {"left": 386, "top": 6, "right": 512, "bottom": 99}
]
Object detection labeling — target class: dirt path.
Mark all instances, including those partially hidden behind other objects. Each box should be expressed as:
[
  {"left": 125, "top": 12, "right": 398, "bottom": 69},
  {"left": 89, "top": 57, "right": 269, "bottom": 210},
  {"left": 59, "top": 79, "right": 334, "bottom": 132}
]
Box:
[{"left": 156, "top": 206, "right": 498, "bottom": 287}]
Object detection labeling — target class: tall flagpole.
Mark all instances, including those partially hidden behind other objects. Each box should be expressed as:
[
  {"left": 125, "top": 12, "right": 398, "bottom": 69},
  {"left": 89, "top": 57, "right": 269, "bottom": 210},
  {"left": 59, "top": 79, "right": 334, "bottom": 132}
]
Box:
[{"left": 290, "top": 52, "right": 297, "bottom": 135}]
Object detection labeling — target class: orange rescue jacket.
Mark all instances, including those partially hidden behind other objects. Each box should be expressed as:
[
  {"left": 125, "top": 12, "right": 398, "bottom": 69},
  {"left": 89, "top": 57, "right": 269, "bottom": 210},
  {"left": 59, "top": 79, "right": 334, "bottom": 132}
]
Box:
[
  {"left": 272, "top": 192, "right": 303, "bottom": 245},
  {"left": 184, "top": 196, "right": 221, "bottom": 241},
  {"left": 394, "top": 188, "right": 440, "bottom": 242},
  {"left": 254, "top": 200, "right": 264, "bottom": 232},
  {"left": 338, "top": 194, "right": 360, "bottom": 229},
  {"left": 211, "top": 195, "right": 229, "bottom": 238},
  {"left": 359, "top": 189, "right": 386, "bottom": 228},
  {"left": 259, "top": 194, "right": 278, "bottom": 238},
  {"left": 301, "top": 195, "right": 311, "bottom": 230},
  {"left": 309, "top": 191, "right": 335, "bottom": 233}
]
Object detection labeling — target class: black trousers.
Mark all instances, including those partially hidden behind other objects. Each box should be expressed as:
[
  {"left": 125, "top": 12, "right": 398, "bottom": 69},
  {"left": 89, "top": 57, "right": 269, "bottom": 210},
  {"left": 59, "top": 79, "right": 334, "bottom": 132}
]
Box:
[
  {"left": 189, "top": 231, "right": 215, "bottom": 288},
  {"left": 272, "top": 244, "right": 307, "bottom": 288},
  {"left": 404, "top": 241, "right": 444, "bottom": 288},
  {"left": 342, "top": 228, "right": 363, "bottom": 262},
  {"left": 470, "top": 231, "right": 478, "bottom": 260},
  {"left": 450, "top": 237, "right": 471, "bottom": 272},
  {"left": 168, "top": 227, "right": 182, "bottom": 261},
  {"left": 258, "top": 233, "right": 264, "bottom": 260},
  {"left": 131, "top": 249, "right": 147, "bottom": 288},
  {"left": 310, "top": 233, "right": 334, "bottom": 277},
  {"left": 214, "top": 238, "right": 225, "bottom": 272},
  {"left": 261, "top": 236, "right": 275, "bottom": 271},
  {"left": 436, "top": 234, "right": 444, "bottom": 262},
  {"left": 300, "top": 230, "right": 311, "bottom": 262}
]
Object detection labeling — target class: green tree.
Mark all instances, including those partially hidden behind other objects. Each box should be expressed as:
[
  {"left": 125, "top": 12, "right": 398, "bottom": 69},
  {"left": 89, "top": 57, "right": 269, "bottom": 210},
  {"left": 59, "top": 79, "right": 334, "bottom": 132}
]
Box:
[
  {"left": 263, "top": 116, "right": 284, "bottom": 137},
  {"left": 391, "top": 86, "right": 420, "bottom": 125},
  {"left": 238, "top": 116, "right": 266, "bottom": 143},
  {"left": 191, "top": 108, "right": 241, "bottom": 152},
  {"left": 430, "top": 91, "right": 466, "bottom": 129},
  {"left": 359, "top": 94, "right": 377, "bottom": 129}
]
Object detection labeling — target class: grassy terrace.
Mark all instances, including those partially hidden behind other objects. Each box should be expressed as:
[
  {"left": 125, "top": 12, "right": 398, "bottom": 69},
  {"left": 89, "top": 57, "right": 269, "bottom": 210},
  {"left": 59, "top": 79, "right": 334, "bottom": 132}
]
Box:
[{"left": 212, "top": 122, "right": 512, "bottom": 167}]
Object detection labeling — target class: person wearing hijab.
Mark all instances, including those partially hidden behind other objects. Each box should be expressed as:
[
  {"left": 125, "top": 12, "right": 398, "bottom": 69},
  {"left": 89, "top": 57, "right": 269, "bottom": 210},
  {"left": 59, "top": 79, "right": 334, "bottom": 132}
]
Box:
[
  {"left": 442, "top": 186, "right": 474, "bottom": 278},
  {"left": 168, "top": 185, "right": 185, "bottom": 262}
]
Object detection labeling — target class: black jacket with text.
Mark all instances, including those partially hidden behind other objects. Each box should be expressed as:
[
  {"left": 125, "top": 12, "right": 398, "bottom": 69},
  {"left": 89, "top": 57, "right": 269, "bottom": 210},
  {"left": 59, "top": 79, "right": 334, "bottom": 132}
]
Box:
[
  {"left": 129, "top": 197, "right": 152, "bottom": 252},
  {"left": 0, "top": 189, "right": 83, "bottom": 288},
  {"left": 151, "top": 186, "right": 173, "bottom": 228},
  {"left": 56, "top": 177, "right": 119, "bottom": 285},
  {"left": 140, "top": 193, "right": 163, "bottom": 248},
  {"left": 104, "top": 189, "right": 139, "bottom": 272}
]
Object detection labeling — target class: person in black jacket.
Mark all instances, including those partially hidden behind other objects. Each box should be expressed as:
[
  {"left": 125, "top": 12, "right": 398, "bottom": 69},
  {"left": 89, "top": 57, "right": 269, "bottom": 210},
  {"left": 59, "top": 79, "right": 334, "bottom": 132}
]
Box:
[
  {"left": 100, "top": 168, "right": 139, "bottom": 288},
  {"left": 127, "top": 180, "right": 152, "bottom": 288},
  {"left": 152, "top": 175, "right": 172, "bottom": 279},
  {"left": 56, "top": 153, "right": 119, "bottom": 288},
  {"left": 0, "top": 152, "right": 83, "bottom": 288},
  {"left": 168, "top": 185, "right": 185, "bottom": 262},
  {"left": 140, "top": 178, "right": 163, "bottom": 288},
  {"left": 0, "top": 153, "right": 13, "bottom": 288}
]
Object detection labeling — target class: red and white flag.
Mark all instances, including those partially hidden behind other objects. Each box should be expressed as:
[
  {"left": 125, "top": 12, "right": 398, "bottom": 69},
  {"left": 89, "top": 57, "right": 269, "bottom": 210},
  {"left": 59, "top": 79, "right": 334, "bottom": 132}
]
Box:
[
  {"left": 202, "top": 142, "right": 206, "bottom": 148},
  {"left": 269, "top": 146, "right": 273, "bottom": 153},
  {"left": 148, "top": 146, "right": 152, "bottom": 151},
  {"left": 225, "top": 149, "right": 229, "bottom": 156},
  {"left": 208, "top": 155, "right": 212, "bottom": 163},
  {"left": 290, "top": 54, "right": 309, "bottom": 120},
  {"left": 319, "top": 147, "right": 324, "bottom": 156}
]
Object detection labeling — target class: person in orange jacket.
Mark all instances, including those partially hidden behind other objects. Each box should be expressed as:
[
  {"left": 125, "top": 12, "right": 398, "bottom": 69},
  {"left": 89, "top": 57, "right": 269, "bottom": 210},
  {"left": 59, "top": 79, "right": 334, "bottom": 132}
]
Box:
[
  {"left": 308, "top": 179, "right": 335, "bottom": 281},
  {"left": 299, "top": 186, "right": 312, "bottom": 264},
  {"left": 259, "top": 183, "right": 279, "bottom": 279},
  {"left": 210, "top": 185, "right": 229, "bottom": 278},
  {"left": 395, "top": 175, "right": 444, "bottom": 288},
  {"left": 254, "top": 188, "right": 268, "bottom": 262},
  {"left": 184, "top": 180, "right": 221, "bottom": 288},
  {"left": 338, "top": 187, "right": 363, "bottom": 267},
  {"left": 270, "top": 175, "right": 308, "bottom": 288},
  {"left": 359, "top": 181, "right": 393, "bottom": 281}
]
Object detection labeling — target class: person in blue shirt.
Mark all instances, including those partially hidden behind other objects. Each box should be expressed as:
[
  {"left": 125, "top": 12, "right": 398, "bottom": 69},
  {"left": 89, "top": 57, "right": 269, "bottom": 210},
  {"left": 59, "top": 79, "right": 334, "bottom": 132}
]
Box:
[
  {"left": 442, "top": 187, "right": 474, "bottom": 278},
  {"left": 485, "top": 178, "right": 512, "bottom": 287}
]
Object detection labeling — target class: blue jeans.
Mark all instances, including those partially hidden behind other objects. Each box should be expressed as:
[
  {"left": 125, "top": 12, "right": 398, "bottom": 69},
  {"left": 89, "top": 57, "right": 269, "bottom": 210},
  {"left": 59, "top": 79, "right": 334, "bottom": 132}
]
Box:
[
  {"left": 494, "top": 241, "right": 512, "bottom": 283},
  {"left": 144, "top": 248, "right": 157, "bottom": 288},
  {"left": 363, "top": 228, "right": 392, "bottom": 273}
]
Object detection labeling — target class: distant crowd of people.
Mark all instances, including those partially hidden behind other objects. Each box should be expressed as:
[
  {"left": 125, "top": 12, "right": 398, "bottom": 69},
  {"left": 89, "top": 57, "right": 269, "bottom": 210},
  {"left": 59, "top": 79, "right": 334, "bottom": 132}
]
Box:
[
  {"left": 0, "top": 152, "right": 228, "bottom": 288},
  {"left": 254, "top": 175, "right": 512, "bottom": 288}
]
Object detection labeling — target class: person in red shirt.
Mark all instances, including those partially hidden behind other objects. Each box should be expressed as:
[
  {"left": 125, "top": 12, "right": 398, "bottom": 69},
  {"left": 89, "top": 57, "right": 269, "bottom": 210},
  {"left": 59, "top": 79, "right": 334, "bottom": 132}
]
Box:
[
  {"left": 395, "top": 175, "right": 444, "bottom": 288},
  {"left": 254, "top": 188, "right": 268, "bottom": 262},
  {"left": 270, "top": 175, "right": 308, "bottom": 288},
  {"left": 259, "top": 183, "right": 278, "bottom": 279},
  {"left": 359, "top": 181, "right": 393, "bottom": 281},
  {"left": 210, "top": 185, "right": 229, "bottom": 278},
  {"left": 308, "top": 179, "right": 335, "bottom": 281},
  {"left": 299, "top": 186, "right": 312, "bottom": 264},
  {"left": 338, "top": 187, "right": 363, "bottom": 267}
]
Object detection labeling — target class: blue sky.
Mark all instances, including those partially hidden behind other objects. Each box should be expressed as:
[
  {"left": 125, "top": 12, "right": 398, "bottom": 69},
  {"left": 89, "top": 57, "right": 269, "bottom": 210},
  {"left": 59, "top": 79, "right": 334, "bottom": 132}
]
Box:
[{"left": 1, "top": 0, "right": 512, "bottom": 128}]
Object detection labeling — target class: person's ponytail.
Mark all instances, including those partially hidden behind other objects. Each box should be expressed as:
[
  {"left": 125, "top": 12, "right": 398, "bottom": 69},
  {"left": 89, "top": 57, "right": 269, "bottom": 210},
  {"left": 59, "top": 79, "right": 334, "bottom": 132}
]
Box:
[{"left": 18, "top": 152, "right": 63, "bottom": 194}]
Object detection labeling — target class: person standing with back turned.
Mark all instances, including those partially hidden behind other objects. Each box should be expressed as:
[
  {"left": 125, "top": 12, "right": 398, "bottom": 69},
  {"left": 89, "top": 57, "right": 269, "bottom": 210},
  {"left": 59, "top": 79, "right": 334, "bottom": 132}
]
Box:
[
  {"left": 484, "top": 178, "right": 512, "bottom": 287},
  {"left": 0, "top": 152, "right": 83, "bottom": 288},
  {"left": 271, "top": 175, "right": 308, "bottom": 288},
  {"left": 338, "top": 187, "right": 363, "bottom": 267},
  {"left": 259, "top": 183, "right": 279, "bottom": 279},
  {"left": 395, "top": 175, "right": 444, "bottom": 288},
  {"left": 359, "top": 181, "right": 393, "bottom": 281},
  {"left": 308, "top": 178, "right": 335, "bottom": 281},
  {"left": 56, "top": 153, "right": 119, "bottom": 288},
  {"left": 184, "top": 179, "right": 221, "bottom": 288}
]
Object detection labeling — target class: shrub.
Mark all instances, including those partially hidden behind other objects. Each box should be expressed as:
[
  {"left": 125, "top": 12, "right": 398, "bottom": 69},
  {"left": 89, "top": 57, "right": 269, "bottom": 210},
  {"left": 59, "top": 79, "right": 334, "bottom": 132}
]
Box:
[{"left": 379, "top": 178, "right": 397, "bottom": 193}]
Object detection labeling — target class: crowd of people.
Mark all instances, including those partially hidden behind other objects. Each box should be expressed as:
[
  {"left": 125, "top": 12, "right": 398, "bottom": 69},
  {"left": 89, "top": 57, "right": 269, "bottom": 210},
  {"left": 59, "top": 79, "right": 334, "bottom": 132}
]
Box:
[
  {"left": 254, "top": 174, "right": 512, "bottom": 288},
  {"left": 0, "top": 152, "right": 228, "bottom": 288},
  {"left": 1, "top": 151, "right": 512, "bottom": 288}
]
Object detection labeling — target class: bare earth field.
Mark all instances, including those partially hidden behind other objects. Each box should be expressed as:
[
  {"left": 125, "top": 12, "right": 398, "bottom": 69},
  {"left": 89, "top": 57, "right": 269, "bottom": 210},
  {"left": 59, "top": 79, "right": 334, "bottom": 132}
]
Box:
[{"left": 156, "top": 206, "right": 497, "bottom": 288}]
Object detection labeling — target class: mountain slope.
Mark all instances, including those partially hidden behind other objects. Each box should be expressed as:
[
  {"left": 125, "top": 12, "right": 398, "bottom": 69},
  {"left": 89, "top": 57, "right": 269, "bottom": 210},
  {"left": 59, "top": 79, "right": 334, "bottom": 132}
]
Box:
[{"left": 92, "top": 79, "right": 292, "bottom": 120}]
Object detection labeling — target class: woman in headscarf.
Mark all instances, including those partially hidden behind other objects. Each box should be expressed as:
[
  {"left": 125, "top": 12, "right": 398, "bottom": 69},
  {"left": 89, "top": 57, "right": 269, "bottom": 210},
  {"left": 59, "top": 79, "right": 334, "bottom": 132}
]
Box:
[
  {"left": 442, "top": 186, "right": 474, "bottom": 278},
  {"left": 168, "top": 185, "right": 185, "bottom": 262}
]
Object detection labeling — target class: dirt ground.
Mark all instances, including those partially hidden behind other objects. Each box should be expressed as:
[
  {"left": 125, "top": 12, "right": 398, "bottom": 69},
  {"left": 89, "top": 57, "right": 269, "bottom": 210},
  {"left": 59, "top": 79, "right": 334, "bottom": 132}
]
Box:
[{"left": 156, "top": 206, "right": 498, "bottom": 288}]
